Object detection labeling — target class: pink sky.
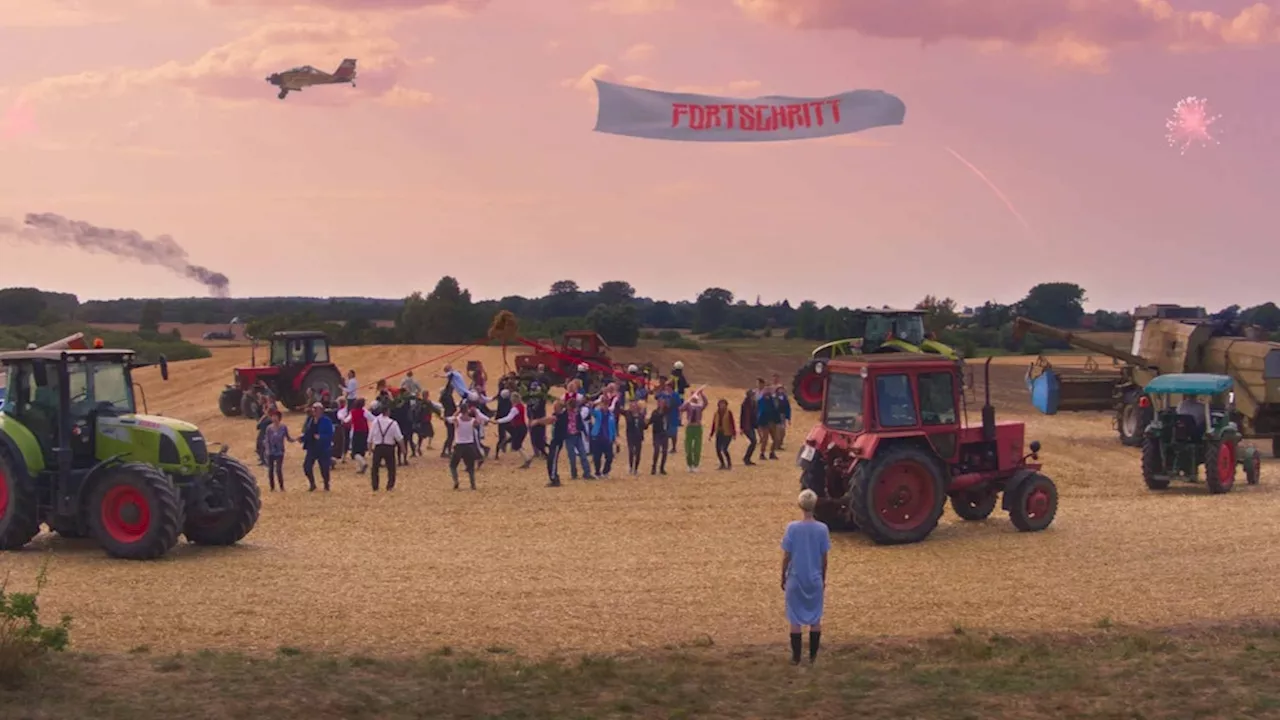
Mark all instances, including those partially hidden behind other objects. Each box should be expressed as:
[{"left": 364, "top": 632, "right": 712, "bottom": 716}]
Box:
[{"left": 1, "top": 0, "right": 1277, "bottom": 312}]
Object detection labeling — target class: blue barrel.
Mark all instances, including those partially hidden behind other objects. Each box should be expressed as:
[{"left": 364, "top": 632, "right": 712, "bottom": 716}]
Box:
[{"left": 1027, "top": 368, "right": 1061, "bottom": 415}]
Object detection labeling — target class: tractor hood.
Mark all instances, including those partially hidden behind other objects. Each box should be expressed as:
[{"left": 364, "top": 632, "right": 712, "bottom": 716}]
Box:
[{"left": 120, "top": 413, "right": 200, "bottom": 433}]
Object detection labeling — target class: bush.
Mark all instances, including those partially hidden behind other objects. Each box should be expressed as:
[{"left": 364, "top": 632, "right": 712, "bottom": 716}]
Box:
[
  {"left": 703, "top": 327, "right": 755, "bottom": 340},
  {"left": 0, "top": 563, "right": 72, "bottom": 688},
  {"left": 663, "top": 337, "right": 701, "bottom": 350},
  {"left": 0, "top": 323, "right": 210, "bottom": 363},
  {"left": 654, "top": 330, "right": 681, "bottom": 342}
]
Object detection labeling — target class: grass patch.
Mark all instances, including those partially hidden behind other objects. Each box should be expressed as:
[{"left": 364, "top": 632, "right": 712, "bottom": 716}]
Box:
[
  {"left": 0, "top": 322, "right": 210, "bottom": 362},
  {"left": 4, "top": 621, "right": 1280, "bottom": 719}
]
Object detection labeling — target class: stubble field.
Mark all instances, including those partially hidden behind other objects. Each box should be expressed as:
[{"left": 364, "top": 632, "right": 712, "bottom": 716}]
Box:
[{"left": 3, "top": 345, "right": 1279, "bottom": 660}]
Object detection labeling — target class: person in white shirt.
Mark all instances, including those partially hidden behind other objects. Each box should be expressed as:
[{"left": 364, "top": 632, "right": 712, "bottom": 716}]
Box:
[
  {"left": 334, "top": 396, "right": 351, "bottom": 463},
  {"left": 368, "top": 402, "right": 405, "bottom": 491},
  {"left": 496, "top": 392, "right": 534, "bottom": 469},
  {"left": 1176, "top": 395, "right": 1207, "bottom": 436},
  {"left": 344, "top": 370, "right": 359, "bottom": 403},
  {"left": 446, "top": 402, "right": 487, "bottom": 490},
  {"left": 400, "top": 371, "right": 422, "bottom": 397}
]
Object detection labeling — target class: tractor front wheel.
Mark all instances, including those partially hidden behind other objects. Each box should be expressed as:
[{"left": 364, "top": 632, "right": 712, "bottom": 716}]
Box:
[
  {"left": 1118, "top": 397, "right": 1151, "bottom": 447},
  {"left": 183, "top": 456, "right": 262, "bottom": 546},
  {"left": 0, "top": 453, "right": 41, "bottom": 551},
  {"left": 1007, "top": 473, "right": 1058, "bottom": 532},
  {"left": 950, "top": 489, "right": 997, "bottom": 521},
  {"left": 1141, "top": 437, "right": 1169, "bottom": 490},
  {"left": 219, "top": 387, "right": 242, "bottom": 417},
  {"left": 301, "top": 366, "right": 344, "bottom": 403},
  {"left": 1204, "top": 441, "right": 1236, "bottom": 494},
  {"left": 791, "top": 362, "right": 825, "bottom": 412},
  {"left": 87, "top": 463, "right": 184, "bottom": 560},
  {"left": 849, "top": 445, "right": 947, "bottom": 545}
]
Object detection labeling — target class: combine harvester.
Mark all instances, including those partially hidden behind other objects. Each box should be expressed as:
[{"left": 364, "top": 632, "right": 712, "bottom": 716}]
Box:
[{"left": 1014, "top": 304, "right": 1280, "bottom": 456}]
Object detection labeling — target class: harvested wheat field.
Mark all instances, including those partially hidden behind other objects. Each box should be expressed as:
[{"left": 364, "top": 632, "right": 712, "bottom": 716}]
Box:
[{"left": 3, "top": 346, "right": 1279, "bottom": 658}]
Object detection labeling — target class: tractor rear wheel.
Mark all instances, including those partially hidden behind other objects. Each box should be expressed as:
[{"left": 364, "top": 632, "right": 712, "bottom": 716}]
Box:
[
  {"left": 950, "top": 489, "right": 997, "bottom": 521},
  {"left": 1117, "top": 397, "right": 1151, "bottom": 447},
  {"left": 1242, "top": 445, "right": 1261, "bottom": 485},
  {"left": 87, "top": 463, "right": 184, "bottom": 560},
  {"left": 1205, "top": 441, "right": 1236, "bottom": 494},
  {"left": 0, "top": 453, "right": 41, "bottom": 551},
  {"left": 240, "top": 393, "right": 262, "bottom": 419},
  {"left": 791, "top": 361, "right": 825, "bottom": 412},
  {"left": 1141, "top": 437, "right": 1169, "bottom": 490},
  {"left": 219, "top": 387, "right": 242, "bottom": 417},
  {"left": 849, "top": 445, "right": 946, "bottom": 545},
  {"left": 184, "top": 456, "right": 261, "bottom": 546},
  {"left": 301, "top": 366, "right": 344, "bottom": 403},
  {"left": 1007, "top": 473, "right": 1058, "bottom": 532}
]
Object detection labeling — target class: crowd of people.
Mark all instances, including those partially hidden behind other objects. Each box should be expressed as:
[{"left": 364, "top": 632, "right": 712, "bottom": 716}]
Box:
[{"left": 248, "top": 360, "right": 796, "bottom": 492}]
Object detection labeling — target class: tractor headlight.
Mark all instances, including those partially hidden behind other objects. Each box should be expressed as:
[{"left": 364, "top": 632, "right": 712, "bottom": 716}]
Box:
[{"left": 814, "top": 362, "right": 824, "bottom": 374}]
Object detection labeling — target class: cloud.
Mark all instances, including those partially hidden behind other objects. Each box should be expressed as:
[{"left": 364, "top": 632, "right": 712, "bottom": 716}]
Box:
[
  {"left": 562, "top": 64, "right": 759, "bottom": 99},
  {"left": 735, "top": 0, "right": 1280, "bottom": 70},
  {"left": 589, "top": 0, "right": 675, "bottom": 15},
  {"left": 204, "top": 0, "right": 488, "bottom": 12},
  {"left": 0, "top": 0, "right": 114, "bottom": 27},
  {"left": 621, "top": 43, "right": 656, "bottom": 62},
  {"left": 18, "top": 19, "right": 435, "bottom": 107}
]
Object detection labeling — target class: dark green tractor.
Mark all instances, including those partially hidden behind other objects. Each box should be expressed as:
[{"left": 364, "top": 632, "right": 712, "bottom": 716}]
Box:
[
  {"left": 0, "top": 347, "right": 261, "bottom": 560},
  {"left": 1140, "top": 373, "right": 1262, "bottom": 494}
]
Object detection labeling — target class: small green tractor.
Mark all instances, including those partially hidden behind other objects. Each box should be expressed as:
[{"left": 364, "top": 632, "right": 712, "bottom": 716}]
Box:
[
  {"left": 0, "top": 346, "right": 261, "bottom": 560},
  {"left": 1140, "top": 373, "right": 1262, "bottom": 494},
  {"left": 791, "top": 308, "right": 960, "bottom": 411}
]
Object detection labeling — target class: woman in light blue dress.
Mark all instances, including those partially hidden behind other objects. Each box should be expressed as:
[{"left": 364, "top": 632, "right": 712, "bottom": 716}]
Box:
[{"left": 781, "top": 489, "right": 830, "bottom": 664}]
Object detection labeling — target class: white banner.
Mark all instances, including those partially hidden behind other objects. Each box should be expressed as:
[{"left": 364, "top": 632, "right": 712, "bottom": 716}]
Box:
[{"left": 593, "top": 79, "right": 905, "bottom": 142}]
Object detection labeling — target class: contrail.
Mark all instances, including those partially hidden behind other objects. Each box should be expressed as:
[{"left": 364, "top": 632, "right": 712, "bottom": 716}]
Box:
[
  {"left": 943, "top": 146, "right": 1032, "bottom": 234},
  {"left": 0, "top": 212, "right": 231, "bottom": 297}
]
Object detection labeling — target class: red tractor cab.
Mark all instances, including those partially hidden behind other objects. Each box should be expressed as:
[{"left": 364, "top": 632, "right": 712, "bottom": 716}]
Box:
[
  {"left": 798, "top": 355, "right": 1058, "bottom": 545},
  {"left": 218, "top": 331, "right": 344, "bottom": 418}
]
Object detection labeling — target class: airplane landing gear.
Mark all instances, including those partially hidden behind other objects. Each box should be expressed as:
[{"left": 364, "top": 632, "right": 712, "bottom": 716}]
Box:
[{"left": 278, "top": 89, "right": 288, "bottom": 99}]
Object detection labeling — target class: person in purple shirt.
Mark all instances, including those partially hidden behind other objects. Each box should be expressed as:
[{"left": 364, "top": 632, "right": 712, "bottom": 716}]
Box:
[
  {"left": 300, "top": 402, "right": 334, "bottom": 492},
  {"left": 781, "top": 489, "right": 830, "bottom": 665}
]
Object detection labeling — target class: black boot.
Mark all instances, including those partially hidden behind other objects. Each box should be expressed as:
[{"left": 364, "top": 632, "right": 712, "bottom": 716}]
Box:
[
  {"left": 790, "top": 633, "right": 802, "bottom": 665},
  {"left": 809, "top": 631, "right": 821, "bottom": 663}
]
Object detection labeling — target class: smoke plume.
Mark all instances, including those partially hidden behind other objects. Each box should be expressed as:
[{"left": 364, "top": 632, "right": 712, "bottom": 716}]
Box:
[{"left": 0, "top": 212, "right": 231, "bottom": 297}]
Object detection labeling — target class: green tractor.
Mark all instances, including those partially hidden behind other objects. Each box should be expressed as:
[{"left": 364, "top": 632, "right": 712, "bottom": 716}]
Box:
[
  {"left": 791, "top": 308, "right": 959, "bottom": 411},
  {"left": 0, "top": 346, "right": 261, "bottom": 560},
  {"left": 1140, "top": 373, "right": 1262, "bottom": 494}
]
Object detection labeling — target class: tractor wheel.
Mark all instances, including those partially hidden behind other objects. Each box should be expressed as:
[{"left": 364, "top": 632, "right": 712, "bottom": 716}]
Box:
[
  {"left": 240, "top": 393, "right": 261, "bottom": 420},
  {"left": 184, "top": 455, "right": 261, "bottom": 546},
  {"left": 849, "top": 445, "right": 947, "bottom": 545},
  {"left": 301, "top": 366, "right": 343, "bottom": 403},
  {"left": 219, "top": 387, "right": 242, "bottom": 417},
  {"left": 1117, "top": 397, "right": 1151, "bottom": 447},
  {"left": 1141, "top": 437, "right": 1169, "bottom": 490},
  {"left": 1007, "top": 473, "right": 1058, "bottom": 532},
  {"left": 1242, "top": 445, "right": 1261, "bottom": 486},
  {"left": 949, "top": 489, "right": 998, "bottom": 521},
  {"left": 87, "top": 462, "right": 184, "bottom": 560},
  {"left": 0, "top": 452, "right": 41, "bottom": 551},
  {"left": 791, "top": 362, "right": 825, "bottom": 412},
  {"left": 1204, "top": 441, "right": 1237, "bottom": 494}
]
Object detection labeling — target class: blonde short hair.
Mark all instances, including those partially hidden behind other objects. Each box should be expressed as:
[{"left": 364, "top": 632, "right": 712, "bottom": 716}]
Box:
[{"left": 798, "top": 489, "right": 818, "bottom": 512}]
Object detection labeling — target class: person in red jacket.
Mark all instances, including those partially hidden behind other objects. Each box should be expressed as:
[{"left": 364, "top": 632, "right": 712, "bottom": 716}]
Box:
[
  {"left": 349, "top": 397, "right": 370, "bottom": 473},
  {"left": 710, "top": 397, "right": 738, "bottom": 470}
]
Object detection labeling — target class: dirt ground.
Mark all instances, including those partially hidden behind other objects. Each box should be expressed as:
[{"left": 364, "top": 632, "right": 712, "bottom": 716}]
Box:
[{"left": 3, "top": 345, "right": 1278, "bottom": 658}]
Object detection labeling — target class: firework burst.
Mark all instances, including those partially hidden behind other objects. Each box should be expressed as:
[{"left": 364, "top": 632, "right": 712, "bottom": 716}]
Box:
[{"left": 1165, "top": 96, "right": 1220, "bottom": 154}]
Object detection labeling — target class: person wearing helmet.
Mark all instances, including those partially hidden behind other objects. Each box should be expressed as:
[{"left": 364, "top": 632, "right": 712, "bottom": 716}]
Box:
[
  {"left": 575, "top": 362, "right": 591, "bottom": 391},
  {"left": 672, "top": 361, "right": 690, "bottom": 396}
]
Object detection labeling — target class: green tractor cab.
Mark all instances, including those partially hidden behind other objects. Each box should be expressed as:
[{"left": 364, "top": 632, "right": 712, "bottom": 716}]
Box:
[
  {"left": 792, "top": 309, "right": 960, "bottom": 411},
  {"left": 0, "top": 347, "right": 261, "bottom": 560},
  {"left": 1140, "top": 373, "right": 1262, "bottom": 494}
]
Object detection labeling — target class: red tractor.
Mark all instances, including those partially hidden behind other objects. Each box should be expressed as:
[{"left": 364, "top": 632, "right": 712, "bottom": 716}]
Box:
[
  {"left": 797, "top": 355, "right": 1058, "bottom": 545},
  {"left": 513, "top": 331, "right": 653, "bottom": 391},
  {"left": 218, "top": 331, "right": 344, "bottom": 418}
]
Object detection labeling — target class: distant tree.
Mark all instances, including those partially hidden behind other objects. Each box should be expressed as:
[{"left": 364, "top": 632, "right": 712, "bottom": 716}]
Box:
[
  {"left": 139, "top": 300, "right": 163, "bottom": 333},
  {"left": 972, "top": 301, "right": 1013, "bottom": 329},
  {"left": 794, "top": 301, "right": 821, "bottom": 340},
  {"left": 398, "top": 277, "right": 475, "bottom": 344},
  {"left": 596, "top": 281, "right": 636, "bottom": 306},
  {"left": 1242, "top": 302, "right": 1280, "bottom": 331},
  {"left": 644, "top": 300, "right": 676, "bottom": 328},
  {"left": 1212, "top": 304, "right": 1241, "bottom": 322},
  {"left": 1016, "top": 283, "right": 1086, "bottom": 328},
  {"left": 915, "top": 295, "right": 959, "bottom": 335},
  {"left": 0, "top": 288, "right": 47, "bottom": 326},
  {"left": 693, "top": 288, "right": 734, "bottom": 333},
  {"left": 546, "top": 280, "right": 582, "bottom": 317},
  {"left": 587, "top": 304, "right": 640, "bottom": 347}
]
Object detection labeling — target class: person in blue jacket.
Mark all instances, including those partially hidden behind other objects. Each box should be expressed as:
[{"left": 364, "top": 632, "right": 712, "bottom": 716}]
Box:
[
  {"left": 756, "top": 388, "right": 781, "bottom": 461},
  {"left": 657, "top": 379, "right": 683, "bottom": 454},
  {"left": 301, "top": 401, "right": 334, "bottom": 491},
  {"left": 589, "top": 396, "right": 618, "bottom": 478},
  {"left": 775, "top": 388, "right": 793, "bottom": 453}
]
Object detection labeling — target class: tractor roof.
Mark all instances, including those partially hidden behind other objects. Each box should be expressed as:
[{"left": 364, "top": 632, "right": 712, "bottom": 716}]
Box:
[
  {"left": 1143, "top": 373, "right": 1233, "bottom": 395},
  {"left": 827, "top": 354, "right": 959, "bottom": 373},
  {"left": 271, "top": 330, "right": 328, "bottom": 339},
  {"left": 0, "top": 348, "right": 135, "bottom": 364}
]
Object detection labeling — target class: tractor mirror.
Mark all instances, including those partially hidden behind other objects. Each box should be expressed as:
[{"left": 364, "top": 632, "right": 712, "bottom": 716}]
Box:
[
  {"left": 159, "top": 355, "right": 169, "bottom": 381},
  {"left": 1029, "top": 440, "right": 1041, "bottom": 453}
]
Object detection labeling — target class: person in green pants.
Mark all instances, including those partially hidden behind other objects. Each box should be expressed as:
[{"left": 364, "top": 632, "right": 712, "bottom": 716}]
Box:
[{"left": 681, "top": 388, "right": 707, "bottom": 473}]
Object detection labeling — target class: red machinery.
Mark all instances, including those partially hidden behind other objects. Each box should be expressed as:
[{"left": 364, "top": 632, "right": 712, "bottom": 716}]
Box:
[
  {"left": 798, "top": 355, "right": 1058, "bottom": 545},
  {"left": 219, "top": 330, "right": 343, "bottom": 418},
  {"left": 512, "top": 331, "right": 653, "bottom": 390}
]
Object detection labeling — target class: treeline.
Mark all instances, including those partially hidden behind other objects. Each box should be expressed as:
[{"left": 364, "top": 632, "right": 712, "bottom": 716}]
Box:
[{"left": 3, "top": 282, "right": 1278, "bottom": 355}]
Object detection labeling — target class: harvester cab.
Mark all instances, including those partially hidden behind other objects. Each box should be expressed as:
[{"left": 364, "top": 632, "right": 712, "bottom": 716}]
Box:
[
  {"left": 0, "top": 347, "right": 261, "bottom": 560},
  {"left": 219, "top": 330, "right": 343, "bottom": 417},
  {"left": 1139, "top": 373, "right": 1262, "bottom": 493},
  {"left": 797, "top": 355, "right": 1057, "bottom": 545},
  {"left": 791, "top": 308, "right": 962, "bottom": 412}
]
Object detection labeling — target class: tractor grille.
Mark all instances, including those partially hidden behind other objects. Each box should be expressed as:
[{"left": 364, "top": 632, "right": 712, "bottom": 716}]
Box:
[{"left": 180, "top": 430, "right": 210, "bottom": 464}]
